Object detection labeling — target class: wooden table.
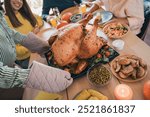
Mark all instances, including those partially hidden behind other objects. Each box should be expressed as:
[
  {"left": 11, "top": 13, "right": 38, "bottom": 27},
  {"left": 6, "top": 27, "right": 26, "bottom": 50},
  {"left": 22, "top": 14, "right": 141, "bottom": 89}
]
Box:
[
  {"left": 67, "top": 31, "right": 150, "bottom": 100},
  {"left": 23, "top": 15, "right": 150, "bottom": 100}
]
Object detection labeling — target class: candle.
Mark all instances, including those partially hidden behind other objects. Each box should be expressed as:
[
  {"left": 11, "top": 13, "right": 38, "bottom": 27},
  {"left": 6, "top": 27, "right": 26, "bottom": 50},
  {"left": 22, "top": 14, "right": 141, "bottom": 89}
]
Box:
[{"left": 114, "top": 84, "right": 133, "bottom": 100}]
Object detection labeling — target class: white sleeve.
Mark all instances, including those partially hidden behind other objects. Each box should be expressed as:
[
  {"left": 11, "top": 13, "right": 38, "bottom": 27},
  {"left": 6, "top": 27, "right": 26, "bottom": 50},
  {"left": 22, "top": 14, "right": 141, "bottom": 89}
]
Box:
[
  {"left": 93, "top": 0, "right": 103, "bottom": 8},
  {"left": 126, "top": 0, "right": 144, "bottom": 34}
]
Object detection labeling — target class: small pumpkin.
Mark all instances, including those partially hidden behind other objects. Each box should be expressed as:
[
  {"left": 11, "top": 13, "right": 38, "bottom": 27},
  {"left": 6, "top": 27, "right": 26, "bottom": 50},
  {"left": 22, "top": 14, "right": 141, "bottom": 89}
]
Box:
[
  {"left": 143, "top": 80, "right": 150, "bottom": 100},
  {"left": 61, "top": 12, "right": 73, "bottom": 23}
]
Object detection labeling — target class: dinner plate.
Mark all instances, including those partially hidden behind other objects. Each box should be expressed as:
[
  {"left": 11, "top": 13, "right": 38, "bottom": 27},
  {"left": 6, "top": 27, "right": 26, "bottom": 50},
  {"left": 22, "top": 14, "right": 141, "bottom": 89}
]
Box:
[{"left": 89, "top": 11, "right": 113, "bottom": 25}]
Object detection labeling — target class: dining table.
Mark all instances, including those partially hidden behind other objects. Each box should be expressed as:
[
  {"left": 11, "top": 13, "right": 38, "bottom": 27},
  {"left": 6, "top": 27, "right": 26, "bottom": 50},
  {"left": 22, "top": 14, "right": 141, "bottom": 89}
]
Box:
[{"left": 23, "top": 7, "right": 150, "bottom": 100}]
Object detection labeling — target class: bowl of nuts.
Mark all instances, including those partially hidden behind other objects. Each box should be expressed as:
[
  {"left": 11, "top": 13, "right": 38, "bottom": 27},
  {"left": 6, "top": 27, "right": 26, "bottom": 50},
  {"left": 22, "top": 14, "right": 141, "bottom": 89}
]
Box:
[{"left": 87, "top": 63, "right": 112, "bottom": 87}]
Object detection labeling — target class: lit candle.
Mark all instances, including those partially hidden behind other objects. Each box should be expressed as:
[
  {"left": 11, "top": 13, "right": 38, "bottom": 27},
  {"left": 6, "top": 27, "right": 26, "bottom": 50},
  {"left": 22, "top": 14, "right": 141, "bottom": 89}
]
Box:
[{"left": 114, "top": 84, "right": 133, "bottom": 100}]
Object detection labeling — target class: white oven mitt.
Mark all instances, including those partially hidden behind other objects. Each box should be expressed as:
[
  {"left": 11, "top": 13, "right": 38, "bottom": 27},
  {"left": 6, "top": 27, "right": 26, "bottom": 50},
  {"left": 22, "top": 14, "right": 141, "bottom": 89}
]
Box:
[{"left": 25, "top": 61, "right": 73, "bottom": 93}]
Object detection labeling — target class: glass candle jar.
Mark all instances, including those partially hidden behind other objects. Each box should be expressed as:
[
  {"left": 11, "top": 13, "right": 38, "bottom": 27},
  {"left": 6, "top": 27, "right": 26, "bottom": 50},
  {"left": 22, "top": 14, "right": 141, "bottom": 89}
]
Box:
[{"left": 114, "top": 84, "right": 133, "bottom": 100}]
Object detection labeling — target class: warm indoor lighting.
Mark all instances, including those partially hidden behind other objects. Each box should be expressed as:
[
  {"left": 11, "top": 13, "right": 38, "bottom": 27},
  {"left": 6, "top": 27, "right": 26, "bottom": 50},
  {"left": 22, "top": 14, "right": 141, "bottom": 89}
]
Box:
[{"left": 114, "top": 84, "right": 133, "bottom": 100}]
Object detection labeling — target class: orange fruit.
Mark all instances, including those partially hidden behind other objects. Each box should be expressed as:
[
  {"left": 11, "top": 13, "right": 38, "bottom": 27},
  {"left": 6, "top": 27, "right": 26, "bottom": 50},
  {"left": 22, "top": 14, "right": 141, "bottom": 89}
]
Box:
[{"left": 61, "top": 12, "right": 73, "bottom": 23}]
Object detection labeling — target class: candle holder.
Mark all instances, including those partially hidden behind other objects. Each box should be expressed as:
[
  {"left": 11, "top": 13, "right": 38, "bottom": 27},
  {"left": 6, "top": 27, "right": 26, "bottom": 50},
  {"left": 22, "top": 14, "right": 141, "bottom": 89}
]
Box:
[{"left": 114, "top": 84, "right": 133, "bottom": 100}]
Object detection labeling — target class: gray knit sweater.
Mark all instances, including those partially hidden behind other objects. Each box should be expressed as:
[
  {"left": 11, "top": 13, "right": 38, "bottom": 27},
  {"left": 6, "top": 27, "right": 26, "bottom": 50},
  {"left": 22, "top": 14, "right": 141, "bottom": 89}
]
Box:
[{"left": 0, "top": 11, "right": 49, "bottom": 88}]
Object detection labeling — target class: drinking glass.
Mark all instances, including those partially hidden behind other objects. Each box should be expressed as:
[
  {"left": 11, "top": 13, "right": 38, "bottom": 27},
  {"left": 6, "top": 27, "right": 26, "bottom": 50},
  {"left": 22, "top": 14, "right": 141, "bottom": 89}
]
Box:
[
  {"left": 49, "top": 16, "right": 58, "bottom": 28},
  {"left": 53, "top": 7, "right": 61, "bottom": 20},
  {"left": 79, "top": 3, "right": 87, "bottom": 14}
]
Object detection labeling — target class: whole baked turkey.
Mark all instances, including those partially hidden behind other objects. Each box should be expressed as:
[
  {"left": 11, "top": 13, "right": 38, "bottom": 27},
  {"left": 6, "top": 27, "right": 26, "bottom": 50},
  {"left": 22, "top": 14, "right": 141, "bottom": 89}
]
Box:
[{"left": 49, "top": 14, "right": 104, "bottom": 67}]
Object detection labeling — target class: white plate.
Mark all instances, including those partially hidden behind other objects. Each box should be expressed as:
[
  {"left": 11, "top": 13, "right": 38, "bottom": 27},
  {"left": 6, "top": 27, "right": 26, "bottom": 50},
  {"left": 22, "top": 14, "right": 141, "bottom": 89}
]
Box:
[
  {"left": 89, "top": 11, "right": 113, "bottom": 25},
  {"left": 97, "top": 29, "right": 108, "bottom": 40}
]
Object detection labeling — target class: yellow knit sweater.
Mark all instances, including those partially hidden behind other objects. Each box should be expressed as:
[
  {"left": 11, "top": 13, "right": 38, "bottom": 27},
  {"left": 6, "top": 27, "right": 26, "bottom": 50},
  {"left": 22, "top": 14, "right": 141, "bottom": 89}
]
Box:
[{"left": 5, "top": 12, "right": 43, "bottom": 60}]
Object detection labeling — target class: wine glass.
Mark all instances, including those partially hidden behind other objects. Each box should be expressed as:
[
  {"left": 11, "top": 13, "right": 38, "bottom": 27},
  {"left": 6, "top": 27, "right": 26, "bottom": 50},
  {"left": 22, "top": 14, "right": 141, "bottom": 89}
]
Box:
[{"left": 53, "top": 7, "right": 60, "bottom": 20}]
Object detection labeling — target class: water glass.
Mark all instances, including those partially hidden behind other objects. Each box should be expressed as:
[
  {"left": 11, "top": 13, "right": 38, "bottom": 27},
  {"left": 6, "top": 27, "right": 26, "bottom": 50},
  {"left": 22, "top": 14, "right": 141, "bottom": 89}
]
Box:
[
  {"left": 49, "top": 16, "right": 57, "bottom": 28},
  {"left": 79, "top": 4, "right": 87, "bottom": 14}
]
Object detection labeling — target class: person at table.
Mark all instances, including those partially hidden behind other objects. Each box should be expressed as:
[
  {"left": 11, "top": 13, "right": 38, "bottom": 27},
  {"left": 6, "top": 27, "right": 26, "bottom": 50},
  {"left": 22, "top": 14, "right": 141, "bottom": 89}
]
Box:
[
  {"left": 42, "top": 0, "right": 82, "bottom": 21},
  {"left": 144, "top": 0, "right": 150, "bottom": 16},
  {"left": 85, "top": 0, "right": 144, "bottom": 35},
  {"left": 4, "top": 0, "right": 43, "bottom": 69},
  {"left": 137, "top": 0, "right": 150, "bottom": 38},
  {"left": 0, "top": 3, "right": 73, "bottom": 98}
]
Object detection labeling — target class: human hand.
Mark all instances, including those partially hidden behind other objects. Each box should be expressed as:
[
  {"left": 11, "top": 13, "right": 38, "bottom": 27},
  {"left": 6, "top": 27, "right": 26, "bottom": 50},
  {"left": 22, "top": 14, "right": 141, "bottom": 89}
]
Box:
[
  {"left": 82, "top": 1, "right": 93, "bottom": 7},
  {"left": 82, "top": 11, "right": 93, "bottom": 19},
  {"left": 25, "top": 61, "right": 73, "bottom": 93},
  {"left": 32, "top": 26, "right": 40, "bottom": 34}
]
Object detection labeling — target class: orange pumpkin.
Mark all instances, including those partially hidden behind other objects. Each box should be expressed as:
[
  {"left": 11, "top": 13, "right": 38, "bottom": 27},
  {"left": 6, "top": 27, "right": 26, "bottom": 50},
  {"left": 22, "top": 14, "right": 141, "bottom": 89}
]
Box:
[
  {"left": 143, "top": 80, "right": 150, "bottom": 100},
  {"left": 57, "top": 21, "right": 68, "bottom": 29},
  {"left": 61, "top": 12, "right": 73, "bottom": 23}
]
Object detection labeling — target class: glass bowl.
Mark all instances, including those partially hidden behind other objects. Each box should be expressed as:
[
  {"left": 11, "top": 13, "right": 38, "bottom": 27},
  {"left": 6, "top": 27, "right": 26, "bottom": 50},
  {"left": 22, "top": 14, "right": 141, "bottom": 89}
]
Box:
[{"left": 87, "top": 63, "right": 112, "bottom": 87}]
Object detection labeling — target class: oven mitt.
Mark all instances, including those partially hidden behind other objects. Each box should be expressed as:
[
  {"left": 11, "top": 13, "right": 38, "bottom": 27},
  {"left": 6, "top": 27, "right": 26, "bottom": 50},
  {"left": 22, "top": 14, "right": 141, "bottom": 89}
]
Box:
[
  {"left": 22, "top": 32, "right": 50, "bottom": 57},
  {"left": 25, "top": 61, "right": 73, "bottom": 93}
]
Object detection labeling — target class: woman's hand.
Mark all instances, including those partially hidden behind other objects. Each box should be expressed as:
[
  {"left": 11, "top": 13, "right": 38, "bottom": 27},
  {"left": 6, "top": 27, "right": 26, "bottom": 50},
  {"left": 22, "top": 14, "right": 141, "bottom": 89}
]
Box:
[
  {"left": 83, "top": 1, "right": 93, "bottom": 7},
  {"left": 32, "top": 26, "right": 40, "bottom": 34}
]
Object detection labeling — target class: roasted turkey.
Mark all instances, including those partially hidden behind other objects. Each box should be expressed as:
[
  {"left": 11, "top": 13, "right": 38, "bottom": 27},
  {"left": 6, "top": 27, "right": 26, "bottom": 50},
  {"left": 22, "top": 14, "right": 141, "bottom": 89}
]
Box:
[{"left": 49, "top": 14, "right": 104, "bottom": 67}]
